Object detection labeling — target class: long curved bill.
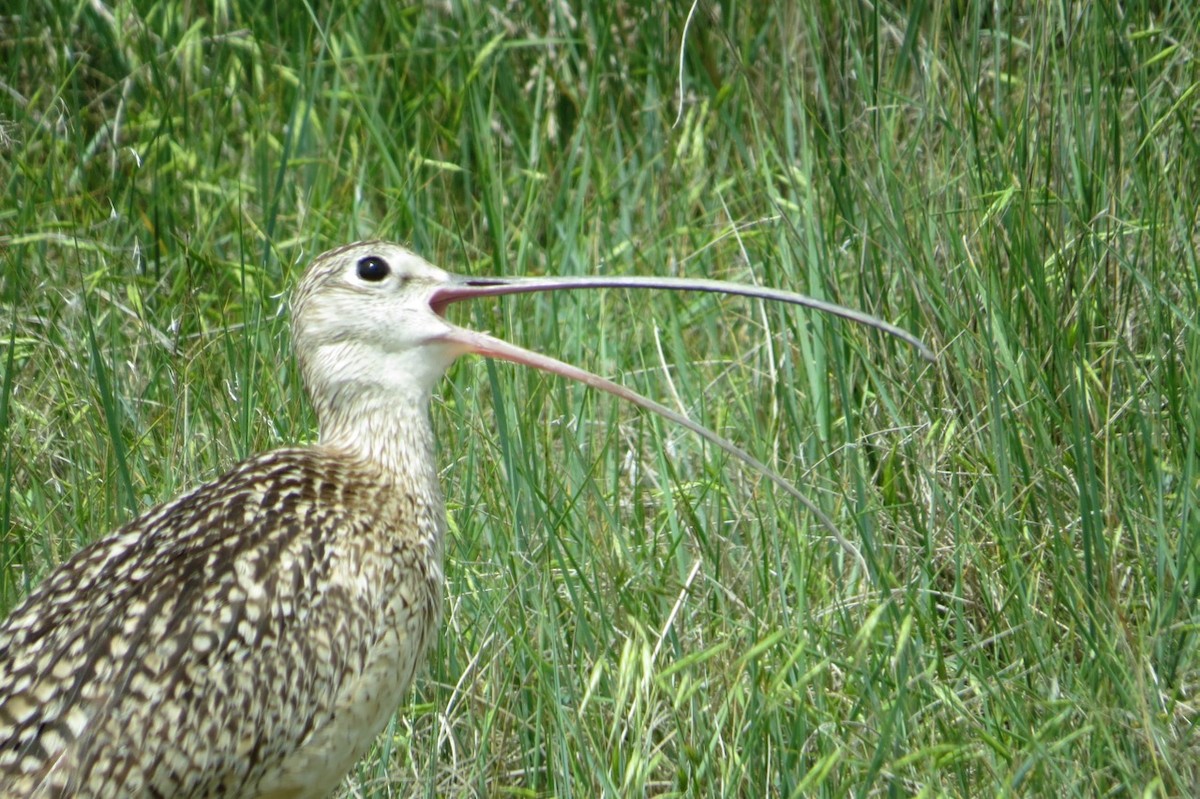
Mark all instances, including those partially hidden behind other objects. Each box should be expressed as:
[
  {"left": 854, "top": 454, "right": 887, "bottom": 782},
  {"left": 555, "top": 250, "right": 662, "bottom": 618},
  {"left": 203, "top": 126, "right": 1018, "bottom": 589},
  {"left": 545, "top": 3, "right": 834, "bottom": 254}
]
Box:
[
  {"left": 432, "top": 274, "right": 934, "bottom": 362},
  {"left": 430, "top": 274, "right": 934, "bottom": 571}
]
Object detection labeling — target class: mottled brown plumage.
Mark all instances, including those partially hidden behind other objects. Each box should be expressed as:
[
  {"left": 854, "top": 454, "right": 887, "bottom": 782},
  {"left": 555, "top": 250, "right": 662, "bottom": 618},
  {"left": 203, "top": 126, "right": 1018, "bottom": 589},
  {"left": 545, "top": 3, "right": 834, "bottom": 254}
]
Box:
[{"left": 0, "top": 450, "right": 442, "bottom": 797}]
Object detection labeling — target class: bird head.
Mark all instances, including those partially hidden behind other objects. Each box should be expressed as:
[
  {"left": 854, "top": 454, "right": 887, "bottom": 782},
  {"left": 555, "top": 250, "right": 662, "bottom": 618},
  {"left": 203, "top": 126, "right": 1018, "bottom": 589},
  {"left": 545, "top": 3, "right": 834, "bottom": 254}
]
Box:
[
  {"left": 291, "top": 241, "right": 470, "bottom": 408},
  {"left": 292, "top": 239, "right": 933, "bottom": 401}
]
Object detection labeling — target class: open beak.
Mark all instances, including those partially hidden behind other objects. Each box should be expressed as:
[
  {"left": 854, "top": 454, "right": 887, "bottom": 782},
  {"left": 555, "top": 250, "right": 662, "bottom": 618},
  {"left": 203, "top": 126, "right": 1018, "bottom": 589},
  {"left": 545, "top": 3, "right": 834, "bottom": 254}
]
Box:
[{"left": 427, "top": 272, "right": 933, "bottom": 570}]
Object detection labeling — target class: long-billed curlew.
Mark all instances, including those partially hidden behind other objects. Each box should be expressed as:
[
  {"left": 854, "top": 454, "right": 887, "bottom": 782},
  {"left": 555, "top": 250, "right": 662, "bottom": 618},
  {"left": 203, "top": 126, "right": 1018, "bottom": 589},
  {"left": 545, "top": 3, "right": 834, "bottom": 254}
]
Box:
[{"left": 0, "top": 241, "right": 931, "bottom": 797}]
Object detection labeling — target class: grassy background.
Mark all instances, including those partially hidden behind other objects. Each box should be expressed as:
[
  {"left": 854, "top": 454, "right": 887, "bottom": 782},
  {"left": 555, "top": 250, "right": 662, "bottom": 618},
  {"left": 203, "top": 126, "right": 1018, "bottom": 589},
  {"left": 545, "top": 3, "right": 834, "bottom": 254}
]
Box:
[{"left": 2, "top": 1, "right": 1199, "bottom": 796}]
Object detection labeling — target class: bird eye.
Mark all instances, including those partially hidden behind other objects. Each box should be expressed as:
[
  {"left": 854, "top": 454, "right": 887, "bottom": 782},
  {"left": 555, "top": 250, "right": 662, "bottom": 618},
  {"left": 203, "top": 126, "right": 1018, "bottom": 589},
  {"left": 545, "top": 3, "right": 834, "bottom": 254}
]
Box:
[{"left": 356, "top": 256, "right": 391, "bottom": 282}]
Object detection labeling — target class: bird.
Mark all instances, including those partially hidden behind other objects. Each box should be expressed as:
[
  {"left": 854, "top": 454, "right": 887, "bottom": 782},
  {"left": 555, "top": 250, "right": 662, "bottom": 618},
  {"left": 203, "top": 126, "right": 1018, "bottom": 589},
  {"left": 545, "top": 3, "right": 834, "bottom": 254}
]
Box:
[{"left": 0, "top": 240, "right": 931, "bottom": 797}]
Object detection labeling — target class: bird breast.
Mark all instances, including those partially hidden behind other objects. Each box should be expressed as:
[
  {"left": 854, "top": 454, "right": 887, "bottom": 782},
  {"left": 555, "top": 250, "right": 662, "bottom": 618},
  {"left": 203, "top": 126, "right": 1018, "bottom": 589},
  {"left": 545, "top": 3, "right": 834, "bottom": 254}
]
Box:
[{"left": 0, "top": 448, "right": 445, "bottom": 798}]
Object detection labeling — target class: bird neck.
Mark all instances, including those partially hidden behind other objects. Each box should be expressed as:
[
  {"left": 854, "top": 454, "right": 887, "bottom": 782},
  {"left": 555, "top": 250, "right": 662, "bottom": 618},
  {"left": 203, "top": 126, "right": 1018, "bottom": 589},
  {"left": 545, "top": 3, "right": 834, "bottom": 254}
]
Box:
[{"left": 313, "top": 386, "right": 440, "bottom": 487}]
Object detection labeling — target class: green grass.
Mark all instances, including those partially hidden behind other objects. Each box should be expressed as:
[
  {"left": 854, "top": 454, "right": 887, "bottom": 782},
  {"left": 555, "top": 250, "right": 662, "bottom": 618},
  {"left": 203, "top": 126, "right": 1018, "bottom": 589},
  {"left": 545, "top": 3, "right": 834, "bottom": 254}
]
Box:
[{"left": 3, "top": 1, "right": 1199, "bottom": 796}]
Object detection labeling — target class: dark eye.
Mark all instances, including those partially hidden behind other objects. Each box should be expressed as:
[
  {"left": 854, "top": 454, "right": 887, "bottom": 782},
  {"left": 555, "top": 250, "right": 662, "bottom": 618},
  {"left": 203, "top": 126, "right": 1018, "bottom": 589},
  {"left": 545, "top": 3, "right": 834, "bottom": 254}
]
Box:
[{"left": 356, "top": 256, "right": 390, "bottom": 282}]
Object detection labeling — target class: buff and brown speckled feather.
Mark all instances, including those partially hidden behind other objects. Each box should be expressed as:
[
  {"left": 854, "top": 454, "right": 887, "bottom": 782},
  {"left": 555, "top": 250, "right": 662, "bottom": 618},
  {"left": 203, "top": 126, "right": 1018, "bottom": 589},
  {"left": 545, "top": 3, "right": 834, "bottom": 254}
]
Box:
[{"left": 0, "top": 242, "right": 453, "bottom": 798}]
